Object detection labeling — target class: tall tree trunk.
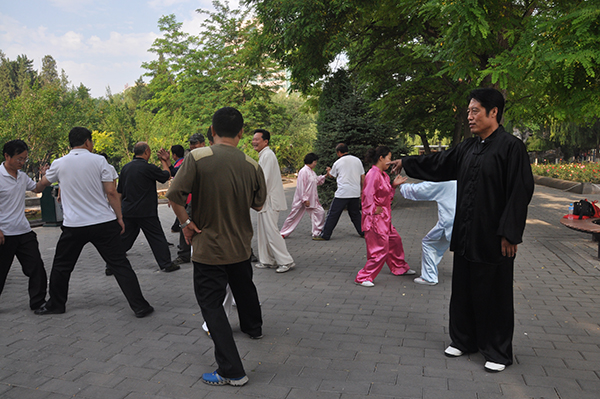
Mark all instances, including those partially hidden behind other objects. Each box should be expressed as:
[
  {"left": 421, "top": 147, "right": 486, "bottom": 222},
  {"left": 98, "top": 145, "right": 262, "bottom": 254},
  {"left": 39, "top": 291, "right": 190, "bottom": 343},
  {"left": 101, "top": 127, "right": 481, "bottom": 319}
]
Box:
[
  {"left": 452, "top": 106, "right": 469, "bottom": 146},
  {"left": 419, "top": 132, "right": 431, "bottom": 154}
]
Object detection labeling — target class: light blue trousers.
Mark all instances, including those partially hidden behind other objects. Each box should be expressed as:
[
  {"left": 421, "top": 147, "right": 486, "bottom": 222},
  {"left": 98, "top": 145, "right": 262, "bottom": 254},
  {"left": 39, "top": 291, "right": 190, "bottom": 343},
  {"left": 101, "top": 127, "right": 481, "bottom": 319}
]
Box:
[{"left": 420, "top": 227, "right": 450, "bottom": 284}]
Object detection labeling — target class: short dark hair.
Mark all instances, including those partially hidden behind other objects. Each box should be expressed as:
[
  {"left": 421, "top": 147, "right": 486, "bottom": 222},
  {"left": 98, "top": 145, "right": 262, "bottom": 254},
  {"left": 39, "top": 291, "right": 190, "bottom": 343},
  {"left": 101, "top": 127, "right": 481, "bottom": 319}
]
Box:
[
  {"left": 206, "top": 126, "right": 213, "bottom": 144},
  {"left": 134, "top": 142, "right": 149, "bottom": 156},
  {"left": 468, "top": 88, "right": 505, "bottom": 124},
  {"left": 69, "top": 127, "right": 93, "bottom": 148},
  {"left": 365, "top": 146, "right": 391, "bottom": 165},
  {"left": 336, "top": 143, "right": 348, "bottom": 154},
  {"left": 253, "top": 129, "right": 271, "bottom": 143},
  {"left": 304, "top": 153, "right": 319, "bottom": 165},
  {"left": 171, "top": 145, "right": 185, "bottom": 159},
  {"left": 212, "top": 107, "right": 244, "bottom": 138},
  {"left": 3, "top": 139, "right": 28, "bottom": 158}
]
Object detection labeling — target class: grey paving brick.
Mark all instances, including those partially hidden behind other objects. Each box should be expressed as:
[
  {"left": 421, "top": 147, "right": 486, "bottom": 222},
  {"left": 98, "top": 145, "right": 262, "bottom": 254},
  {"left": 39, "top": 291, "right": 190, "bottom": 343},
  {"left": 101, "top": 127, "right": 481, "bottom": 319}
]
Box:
[
  {"left": 497, "top": 383, "right": 560, "bottom": 398},
  {"left": 287, "top": 388, "right": 342, "bottom": 398},
  {"left": 123, "top": 393, "right": 173, "bottom": 399},
  {"left": 318, "top": 379, "right": 372, "bottom": 395},
  {"left": 74, "top": 371, "right": 125, "bottom": 388},
  {"left": 372, "top": 382, "right": 423, "bottom": 398},
  {"left": 1, "top": 386, "right": 67, "bottom": 399},
  {"left": 76, "top": 384, "right": 130, "bottom": 399},
  {"left": 37, "top": 378, "right": 87, "bottom": 396}
]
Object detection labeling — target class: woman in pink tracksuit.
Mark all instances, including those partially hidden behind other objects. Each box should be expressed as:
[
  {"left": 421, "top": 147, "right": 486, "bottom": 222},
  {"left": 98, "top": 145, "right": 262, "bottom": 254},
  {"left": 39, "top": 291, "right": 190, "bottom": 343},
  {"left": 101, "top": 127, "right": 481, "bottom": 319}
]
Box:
[
  {"left": 355, "top": 146, "right": 414, "bottom": 287},
  {"left": 280, "top": 153, "right": 326, "bottom": 238}
]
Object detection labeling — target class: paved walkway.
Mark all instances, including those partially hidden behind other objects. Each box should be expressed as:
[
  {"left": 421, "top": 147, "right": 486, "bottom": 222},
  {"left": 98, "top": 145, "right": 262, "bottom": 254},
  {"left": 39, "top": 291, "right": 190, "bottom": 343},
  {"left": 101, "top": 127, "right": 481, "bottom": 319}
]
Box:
[{"left": 0, "top": 180, "right": 599, "bottom": 399}]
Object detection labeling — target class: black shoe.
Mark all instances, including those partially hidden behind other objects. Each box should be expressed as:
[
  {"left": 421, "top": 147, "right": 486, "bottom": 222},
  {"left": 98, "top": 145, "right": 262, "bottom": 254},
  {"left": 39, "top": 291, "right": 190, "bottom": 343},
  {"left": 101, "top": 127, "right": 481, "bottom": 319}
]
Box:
[
  {"left": 135, "top": 306, "right": 154, "bottom": 318},
  {"left": 105, "top": 267, "right": 113, "bottom": 276},
  {"left": 173, "top": 256, "right": 190, "bottom": 265},
  {"left": 34, "top": 304, "right": 65, "bottom": 315},
  {"left": 30, "top": 301, "right": 45, "bottom": 311},
  {"left": 161, "top": 263, "right": 181, "bottom": 273},
  {"left": 250, "top": 250, "right": 258, "bottom": 263}
]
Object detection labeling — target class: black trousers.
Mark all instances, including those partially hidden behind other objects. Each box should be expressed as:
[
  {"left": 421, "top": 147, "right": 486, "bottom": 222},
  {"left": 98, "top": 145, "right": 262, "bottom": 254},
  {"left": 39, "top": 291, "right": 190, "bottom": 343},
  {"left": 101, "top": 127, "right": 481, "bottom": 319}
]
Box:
[
  {"left": 193, "top": 258, "right": 262, "bottom": 378},
  {"left": 0, "top": 231, "right": 47, "bottom": 310},
  {"left": 449, "top": 253, "right": 515, "bottom": 366},
  {"left": 46, "top": 220, "right": 150, "bottom": 314},
  {"left": 121, "top": 216, "right": 171, "bottom": 269},
  {"left": 321, "top": 197, "right": 363, "bottom": 239}
]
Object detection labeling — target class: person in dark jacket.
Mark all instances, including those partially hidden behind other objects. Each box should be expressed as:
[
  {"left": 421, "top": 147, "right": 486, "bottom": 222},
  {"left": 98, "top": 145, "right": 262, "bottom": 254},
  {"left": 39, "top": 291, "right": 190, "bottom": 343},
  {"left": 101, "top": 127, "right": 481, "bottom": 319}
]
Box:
[
  {"left": 117, "top": 142, "right": 180, "bottom": 273},
  {"left": 393, "top": 88, "right": 534, "bottom": 373}
]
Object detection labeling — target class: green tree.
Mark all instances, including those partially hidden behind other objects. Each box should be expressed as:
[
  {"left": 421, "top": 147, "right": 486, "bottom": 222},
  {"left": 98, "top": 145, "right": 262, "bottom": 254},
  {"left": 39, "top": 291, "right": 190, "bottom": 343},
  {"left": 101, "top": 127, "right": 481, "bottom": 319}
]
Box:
[
  {"left": 40, "top": 55, "right": 59, "bottom": 87},
  {"left": 142, "top": 1, "right": 287, "bottom": 147},
  {"left": 314, "top": 70, "right": 405, "bottom": 206},
  {"left": 247, "top": 0, "right": 600, "bottom": 149},
  {"left": 0, "top": 54, "right": 98, "bottom": 172}
]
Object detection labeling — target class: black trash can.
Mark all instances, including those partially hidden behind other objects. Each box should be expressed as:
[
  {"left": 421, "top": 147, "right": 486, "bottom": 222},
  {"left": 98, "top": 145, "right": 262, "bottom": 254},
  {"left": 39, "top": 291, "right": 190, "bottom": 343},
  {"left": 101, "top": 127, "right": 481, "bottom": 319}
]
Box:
[{"left": 40, "top": 185, "right": 63, "bottom": 226}]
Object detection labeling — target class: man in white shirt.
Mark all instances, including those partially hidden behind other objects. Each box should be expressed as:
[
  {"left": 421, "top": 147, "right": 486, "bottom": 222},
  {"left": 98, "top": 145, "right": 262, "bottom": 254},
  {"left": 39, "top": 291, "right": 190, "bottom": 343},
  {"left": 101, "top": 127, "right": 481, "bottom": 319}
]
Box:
[
  {"left": 314, "top": 143, "right": 365, "bottom": 241},
  {"left": 0, "top": 140, "right": 48, "bottom": 310},
  {"left": 251, "top": 129, "right": 295, "bottom": 273},
  {"left": 34, "top": 127, "right": 154, "bottom": 318}
]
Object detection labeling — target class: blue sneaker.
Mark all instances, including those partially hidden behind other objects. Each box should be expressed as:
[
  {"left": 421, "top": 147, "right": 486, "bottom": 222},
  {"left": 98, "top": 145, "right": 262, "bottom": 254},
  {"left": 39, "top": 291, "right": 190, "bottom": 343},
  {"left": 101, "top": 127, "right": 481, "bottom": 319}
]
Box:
[{"left": 202, "top": 371, "right": 249, "bottom": 386}]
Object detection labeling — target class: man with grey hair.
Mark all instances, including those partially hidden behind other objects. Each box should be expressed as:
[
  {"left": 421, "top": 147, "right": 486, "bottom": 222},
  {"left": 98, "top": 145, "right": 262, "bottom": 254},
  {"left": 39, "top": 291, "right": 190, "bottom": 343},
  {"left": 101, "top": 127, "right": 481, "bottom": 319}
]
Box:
[
  {"left": 116, "top": 142, "right": 180, "bottom": 273},
  {"left": 188, "top": 133, "right": 206, "bottom": 149}
]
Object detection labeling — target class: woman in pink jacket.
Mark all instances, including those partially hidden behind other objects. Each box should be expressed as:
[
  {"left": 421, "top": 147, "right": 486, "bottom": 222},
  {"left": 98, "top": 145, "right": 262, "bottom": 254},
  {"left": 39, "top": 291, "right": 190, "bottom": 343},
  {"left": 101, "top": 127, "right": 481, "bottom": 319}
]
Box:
[
  {"left": 355, "top": 146, "right": 414, "bottom": 287},
  {"left": 281, "top": 153, "right": 327, "bottom": 238}
]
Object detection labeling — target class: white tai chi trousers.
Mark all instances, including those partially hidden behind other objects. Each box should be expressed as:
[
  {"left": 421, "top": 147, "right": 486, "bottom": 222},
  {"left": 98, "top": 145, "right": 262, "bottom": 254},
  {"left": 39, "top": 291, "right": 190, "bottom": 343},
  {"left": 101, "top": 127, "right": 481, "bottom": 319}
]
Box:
[{"left": 257, "top": 208, "right": 294, "bottom": 266}]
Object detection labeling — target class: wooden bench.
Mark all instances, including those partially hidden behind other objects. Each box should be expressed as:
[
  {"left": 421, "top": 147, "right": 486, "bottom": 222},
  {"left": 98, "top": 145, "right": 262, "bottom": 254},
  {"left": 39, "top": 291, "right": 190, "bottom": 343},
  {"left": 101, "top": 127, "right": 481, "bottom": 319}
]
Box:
[{"left": 560, "top": 217, "right": 600, "bottom": 258}]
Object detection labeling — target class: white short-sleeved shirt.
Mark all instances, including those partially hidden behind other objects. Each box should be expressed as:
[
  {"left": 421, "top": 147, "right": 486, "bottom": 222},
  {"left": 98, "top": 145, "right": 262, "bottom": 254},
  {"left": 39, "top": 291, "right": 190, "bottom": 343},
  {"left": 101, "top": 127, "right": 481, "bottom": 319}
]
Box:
[
  {"left": 329, "top": 154, "right": 365, "bottom": 198},
  {"left": 107, "top": 164, "right": 118, "bottom": 181},
  {"left": 45, "top": 149, "right": 116, "bottom": 227},
  {"left": 0, "top": 163, "right": 36, "bottom": 236}
]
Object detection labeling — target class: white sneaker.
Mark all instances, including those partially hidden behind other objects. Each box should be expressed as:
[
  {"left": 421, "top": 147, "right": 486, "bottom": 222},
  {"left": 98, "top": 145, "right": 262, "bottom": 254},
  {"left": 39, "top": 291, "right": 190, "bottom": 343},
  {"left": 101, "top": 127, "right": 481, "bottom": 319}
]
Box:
[
  {"left": 276, "top": 262, "right": 295, "bottom": 273},
  {"left": 255, "top": 263, "right": 275, "bottom": 269},
  {"left": 397, "top": 269, "right": 416, "bottom": 276},
  {"left": 444, "top": 346, "right": 464, "bottom": 357},
  {"left": 414, "top": 277, "right": 438, "bottom": 286},
  {"left": 484, "top": 361, "right": 506, "bottom": 372},
  {"left": 355, "top": 281, "right": 375, "bottom": 287}
]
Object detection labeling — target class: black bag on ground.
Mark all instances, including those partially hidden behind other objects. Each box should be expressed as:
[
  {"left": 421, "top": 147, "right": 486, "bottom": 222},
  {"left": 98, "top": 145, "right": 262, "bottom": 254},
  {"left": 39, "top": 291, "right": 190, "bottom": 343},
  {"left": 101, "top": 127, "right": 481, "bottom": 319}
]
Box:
[{"left": 573, "top": 199, "right": 595, "bottom": 219}]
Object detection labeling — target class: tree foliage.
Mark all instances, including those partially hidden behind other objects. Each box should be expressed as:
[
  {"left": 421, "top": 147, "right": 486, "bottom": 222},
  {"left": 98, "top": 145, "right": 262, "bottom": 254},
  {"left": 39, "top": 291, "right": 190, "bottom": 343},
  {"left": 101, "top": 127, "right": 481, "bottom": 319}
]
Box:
[
  {"left": 0, "top": 54, "right": 96, "bottom": 172},
  {"left": 0, "top": 1, "right": 317, "bottom": 175},
  {"left": 143, "top": 1, "right": 285, "bottom": 135},
  {"left": 248, "top": 0, "right": 600, "bottom": 150},
  {"left": 314, "top": 70, "right": 407, "bottom": 205}
]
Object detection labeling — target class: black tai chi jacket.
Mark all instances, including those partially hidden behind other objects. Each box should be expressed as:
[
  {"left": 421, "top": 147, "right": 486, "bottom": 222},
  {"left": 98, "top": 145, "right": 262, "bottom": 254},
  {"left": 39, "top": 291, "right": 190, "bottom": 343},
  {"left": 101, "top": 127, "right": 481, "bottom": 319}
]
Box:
[{"left": 403, "top": 126, "right": 534, "bottom": 265}]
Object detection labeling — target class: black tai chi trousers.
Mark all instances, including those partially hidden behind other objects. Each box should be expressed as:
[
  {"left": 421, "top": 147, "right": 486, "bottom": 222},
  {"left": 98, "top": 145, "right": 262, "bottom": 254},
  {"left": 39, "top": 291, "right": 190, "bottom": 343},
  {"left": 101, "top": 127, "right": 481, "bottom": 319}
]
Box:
[
  {"left": 0, "top": 231, "right": 47, "bottom": 310},
  {"left": 121, "top": 216, "right": 172, "bottom": 269},
  {"left": 449, "top": 253, "right": 515, "bottom": 366},
  {"left": 193, "top": 258, "right": 262, "bottom": 378},
  {"left": 321, "top": 197, "right": 363, "bottom": 239},
  {"left": 45, "top": 220, "right": 151, "bottom": 314}
]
